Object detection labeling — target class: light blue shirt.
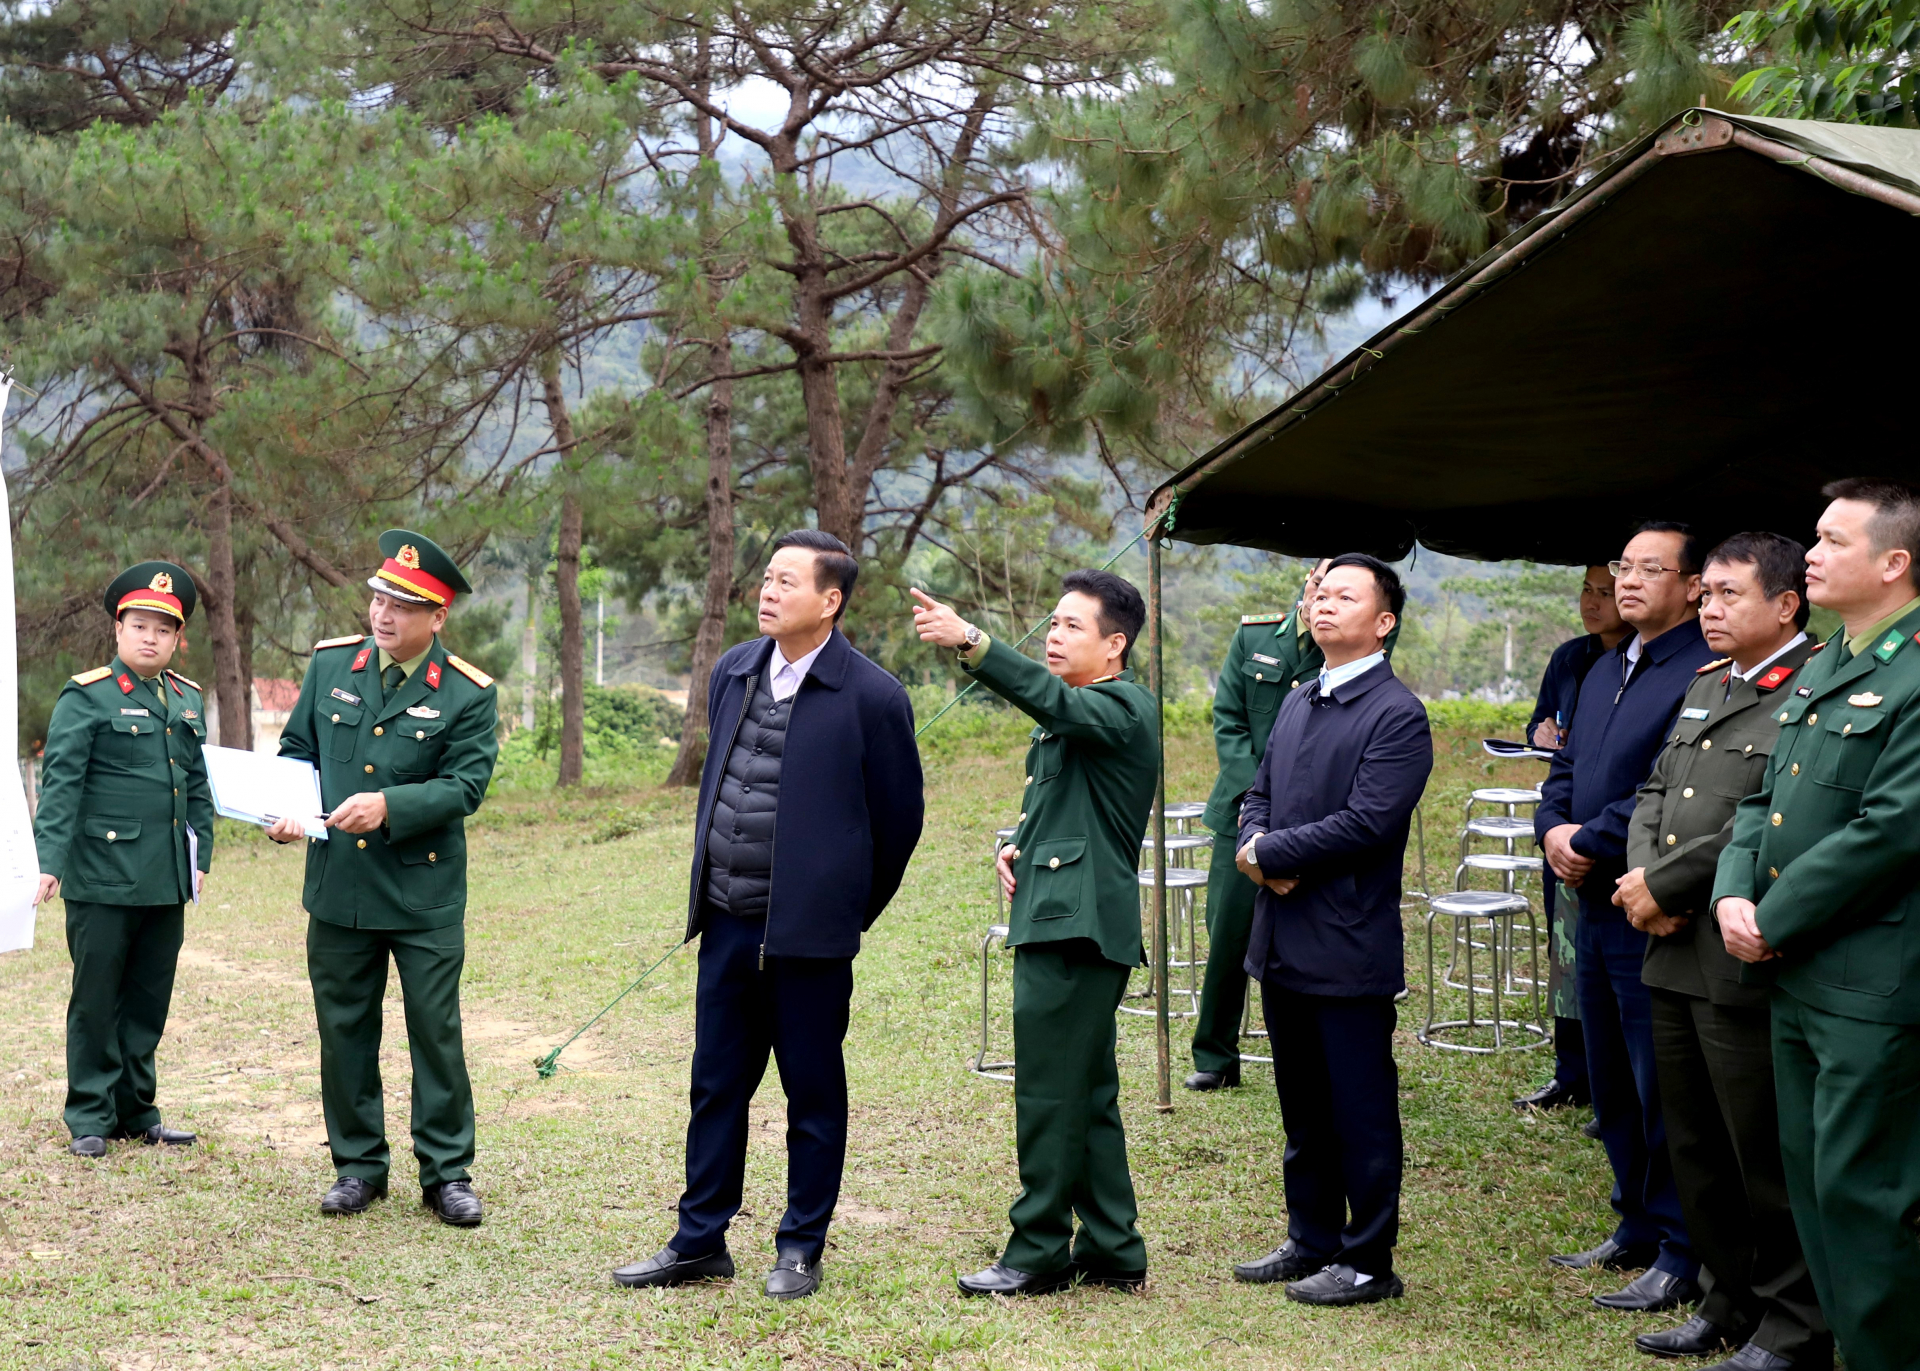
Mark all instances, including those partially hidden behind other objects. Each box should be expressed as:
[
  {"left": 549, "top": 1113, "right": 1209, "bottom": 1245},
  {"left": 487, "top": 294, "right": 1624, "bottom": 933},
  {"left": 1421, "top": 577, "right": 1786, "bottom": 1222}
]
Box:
[{"left": 1318, "top": 651, "right": 1386, "bottom": 695}]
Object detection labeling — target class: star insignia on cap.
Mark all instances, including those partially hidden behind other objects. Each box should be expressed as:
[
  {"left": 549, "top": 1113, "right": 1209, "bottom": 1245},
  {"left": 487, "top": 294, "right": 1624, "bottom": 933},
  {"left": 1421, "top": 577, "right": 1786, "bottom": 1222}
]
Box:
[
  {"left": 149, "top": 571, "right": 174, "bottom": 594},
  {"left": 397, "top": 544, "right": 422, "bottom": 570}
]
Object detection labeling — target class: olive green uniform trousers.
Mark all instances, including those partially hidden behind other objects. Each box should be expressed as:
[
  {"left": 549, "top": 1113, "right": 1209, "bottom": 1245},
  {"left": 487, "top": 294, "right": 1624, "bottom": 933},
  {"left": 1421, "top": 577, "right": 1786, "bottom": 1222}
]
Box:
[
  {"left": 1004, "top": 940, "right": 1146, "bottom": 1275},
  {"left": 306, "top": 917, "right": 474, "bottom": 1188},
  {"left": 1191, "top": 833, "right": 1257, "bottom": 1075},
  {"left": 64, "top": 900, "right": 184, "bottom": 1138}
]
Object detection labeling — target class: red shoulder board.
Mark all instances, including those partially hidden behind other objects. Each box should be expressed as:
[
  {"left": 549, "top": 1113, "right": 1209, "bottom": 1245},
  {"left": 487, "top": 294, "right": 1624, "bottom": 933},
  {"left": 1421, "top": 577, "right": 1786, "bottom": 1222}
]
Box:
[
  {"left": 1810, "top": 639, "right": 1829, "bottom": 654},
  {"left": 117, "top": 673, "right": 135, "bottom": 695},
  {"left": 351, "top": 648, "right": 372, "bottom": 672},
  {"left": 1755, "top": 665, "right": 1795, "bottom": 692},
  {"left": 1696, "top": 656, "right": 1733, "bottom": 675},
  {"left": 425, "top": 660, "right": 442, "bottom": 690}
]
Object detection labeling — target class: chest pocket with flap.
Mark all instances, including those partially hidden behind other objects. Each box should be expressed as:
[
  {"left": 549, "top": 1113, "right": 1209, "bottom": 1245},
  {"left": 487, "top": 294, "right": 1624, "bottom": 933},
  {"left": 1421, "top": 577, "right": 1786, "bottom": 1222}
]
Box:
[
  {"left": 1812, "top": 706, "right": 1887, "bottom": 792},
  {"left": 324, "top": 703, "right": 364, "bottom": 761},
  {"left": 1027, "top": 727, "right": 1063, "bottom": 785},
  {"left": 1023, "top": 837, "right": 1087, "bottom": 921},
  {"left": 390, "top": 718, "right": 448, "bottom": 777}
]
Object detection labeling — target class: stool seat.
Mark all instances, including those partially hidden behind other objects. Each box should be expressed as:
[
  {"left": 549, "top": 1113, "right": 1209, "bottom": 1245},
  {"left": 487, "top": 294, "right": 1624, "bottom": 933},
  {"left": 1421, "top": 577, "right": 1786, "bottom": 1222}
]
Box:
[
  {"left": 1136, "top": 867, "right": 1210, "bottom": 889},
  {"left": 988, "top": 924, "right": 1009, "bottom": 939},
  {"left": 1162, "top": 801, "right": 1208, "bottom": 821},
  {"left": 1471, "top": 787, "right": 1543, "bottom": 805},
  {"left": 1465, "top": 815, "right": 1535, "bottom": 840},
  {"left": 1139, "top": 833, "right": 1213, "bottom": 852},
  {"left": 1430, "top": 890, "right": 1530, "bottom": 917},
  {"left": 994, "top": 826, "right": 1017, "bottom": 843},
  {"left": 1462, "top": 853, "right": 1544, "bottom": 873}
]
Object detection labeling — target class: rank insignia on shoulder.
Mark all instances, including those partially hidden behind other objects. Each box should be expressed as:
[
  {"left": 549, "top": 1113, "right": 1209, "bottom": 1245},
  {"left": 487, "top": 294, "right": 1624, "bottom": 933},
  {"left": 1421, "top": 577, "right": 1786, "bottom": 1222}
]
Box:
[
  {"left": 351, "top": 648, "right": 373, "bottom": 673},
  {"left": 315, "top": 634, "right": 366, "bottom": 651},
  {"left": 1796, "top": 686, "right": 1813, "bottom": 697},
  {"left": 1848, "top": 692, "right": 1884, "bottom": 707},
  {"left": 1809, "top": 639, "right": 1829, "bottom": 655},
  {"left": 425, "top": 660, "right": 442, "bottom": 690},
  {"left": 70, "top": 666, "right": 113, "bottom": 686},
  {"left": 117, "top": 673, "right": 135, "bottom": 695},
  {"left": 1876, "top": 631, "right": 1906, "bottom": 663},
  {"left": 1088, "top": 672, "right": 1120, "bottom": 685},
  {"left": 1240, "top": 612, "right": 1287, "bottom": 625},
  {"left": 1696, "top": 657, "right": 1733, "bottom": 674},
  {"left": 1680, "top": 707, "right": 1710, "bottom": 720},
  {"left": 1250, "top": 652, "right": 1282, "bottom": 666},
  {"left": 165, "top": 668, "right": 200, "bottom": 690},
  {"left": 445, "top": 654, "right": 492, "bottom": 688},
  {"left": 1755, "top": 665, "right": 1795, "bottom": 692}
]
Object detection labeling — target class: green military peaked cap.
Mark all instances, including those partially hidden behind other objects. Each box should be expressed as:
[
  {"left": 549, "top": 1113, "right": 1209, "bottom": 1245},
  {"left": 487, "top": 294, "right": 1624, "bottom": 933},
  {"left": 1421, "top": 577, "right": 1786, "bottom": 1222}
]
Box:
[
  {"left": 104, "top": 561, "right": 197, "bottom": 623},
  {"left": 368, "top": 529, "right": 473, "bottom": 606}
]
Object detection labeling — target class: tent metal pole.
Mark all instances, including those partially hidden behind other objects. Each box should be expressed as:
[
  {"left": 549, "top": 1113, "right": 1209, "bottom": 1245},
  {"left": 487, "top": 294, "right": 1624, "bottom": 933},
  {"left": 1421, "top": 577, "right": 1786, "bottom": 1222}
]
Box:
[{"left": 1147, "top": 528, "right": 1172, "bottom": 1113}]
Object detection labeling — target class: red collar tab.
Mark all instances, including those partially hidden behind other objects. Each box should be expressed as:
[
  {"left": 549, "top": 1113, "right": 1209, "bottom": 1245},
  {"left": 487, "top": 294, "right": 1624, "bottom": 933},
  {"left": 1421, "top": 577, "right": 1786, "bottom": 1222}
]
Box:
[
  {"left": 351, "top": 648, "right": 372, "bottom": 673},
  {"left": 425, "top": 660, "right": 441, "bottom": 690},
  {"left": 117, "top": 673, "right": 135, "bottom": 695},
  {"left": 1755, "top": 664, "right": 1795, "bottom": 692}
]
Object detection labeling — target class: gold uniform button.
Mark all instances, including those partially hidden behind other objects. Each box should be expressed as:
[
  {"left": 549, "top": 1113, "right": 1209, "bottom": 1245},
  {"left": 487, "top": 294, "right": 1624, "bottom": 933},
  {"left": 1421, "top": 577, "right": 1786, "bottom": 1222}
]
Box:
[
  {"left": 129, "top": 725, "right": 138, "bottom": 734},
  {"left": 1843, "top": 723, "right": 1853, "bottom": 735},
  {"left": 1255, "top": 672, "right": 1264, "bottom": 680},
  {"left": 364, "top": 764, "right": 375, "bottom": 774},
  {"left": 416, "top": 730, "right": 426, "bottom": 740},
  {"left": 1791, "top": 763, "right": 1800, "bottom": 775},
  {"left": 173, "top": 788, "right": 178, "bottom": 796},
  {"left": 105, "top": 830, "right": 116, "bottom": 841},
  {"left": 1048, "top": 857, "right": 1060, "bottom": 869},
  {"left": 1011, "top": 849, "right": 1021, "bottom": 859},
  {"left": 1769, "top": 866, "right": 1779, "bottom": 878},
  {"left": 1682, "top": 787, "right": 1694, "bottom": 798},
  {"left": 166, "top": 727, "right": 171, "bottom": 735},
  {"left": 1019, "top": 813, "right": 1028, "bottom": 821},
  {"left": 1666, "top": 834, "right": 1677, "bottom": 846},
  {"left": 1290, "top": 678, "right": 1300, "bottom": 688},
  {"left": 1779, "top": 712, "right": 1790, "bottom": 722},
  {"left": 356, "top": 838, "right": 367, "bottom": 849},
  {"left": 1701, "top": 739, "right": 1712, "bottom": 750},
  {"left": 374, "top": 726, "right": 383, "bottom": 736},
  {"left": 1744, "top": 744, "right": 1753, "bottom": 753},
  {"left": 1808, "top": 714, "right": 1818, "bottom": 726},
  {"left": 428, "top": 852, "right": 437, "bottom": 862},
  {"left": 332, "top": 713, "right": 341, "bottom": 723},
  {"left": 1771, "top": 813, "right": 1783, "bottom": 826}
]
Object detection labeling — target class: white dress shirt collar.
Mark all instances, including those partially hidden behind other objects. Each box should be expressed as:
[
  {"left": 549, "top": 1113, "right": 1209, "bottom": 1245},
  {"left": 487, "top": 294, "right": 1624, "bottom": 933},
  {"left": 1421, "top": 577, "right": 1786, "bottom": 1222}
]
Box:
[
  {"left": 1738, "top": 632, "right": 1808, "bottom": 681},
  {"left": 769, "top": 636, "right": 829, "bottom": 702},
  {"left": 1318, "top": 651, "right": 1386, "bottom": 696}
]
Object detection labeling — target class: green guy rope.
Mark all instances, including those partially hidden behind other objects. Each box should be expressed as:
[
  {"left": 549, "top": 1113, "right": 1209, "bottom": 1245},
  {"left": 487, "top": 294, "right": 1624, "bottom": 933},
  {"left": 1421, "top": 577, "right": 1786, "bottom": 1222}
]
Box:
[{"left": 534, "top": 938, "right": 684, "bottom": 1079}]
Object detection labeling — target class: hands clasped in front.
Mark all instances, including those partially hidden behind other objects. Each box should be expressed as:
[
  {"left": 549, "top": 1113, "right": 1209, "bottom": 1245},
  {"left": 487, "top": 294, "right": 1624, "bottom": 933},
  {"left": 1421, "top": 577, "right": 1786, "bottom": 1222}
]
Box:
[{"left": 1234, "top": 835, "right": 1298, "bottom": 898}]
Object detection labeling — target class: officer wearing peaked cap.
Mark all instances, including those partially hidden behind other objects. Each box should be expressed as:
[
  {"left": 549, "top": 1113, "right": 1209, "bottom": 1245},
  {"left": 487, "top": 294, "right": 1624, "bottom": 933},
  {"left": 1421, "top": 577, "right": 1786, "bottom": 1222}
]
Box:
[
  {"left": 35, "top": 562, "right": 213, "bottom": 1158},
  {"left": 265, "top": 530, "right": 499, "bottom": 1227}
]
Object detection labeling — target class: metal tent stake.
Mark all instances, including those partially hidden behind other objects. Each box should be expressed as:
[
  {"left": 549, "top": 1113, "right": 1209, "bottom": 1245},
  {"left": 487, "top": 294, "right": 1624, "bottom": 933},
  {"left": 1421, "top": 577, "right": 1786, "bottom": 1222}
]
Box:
[{"left": 1147, "top": 530, "right": 1172, "bottom": 1112}]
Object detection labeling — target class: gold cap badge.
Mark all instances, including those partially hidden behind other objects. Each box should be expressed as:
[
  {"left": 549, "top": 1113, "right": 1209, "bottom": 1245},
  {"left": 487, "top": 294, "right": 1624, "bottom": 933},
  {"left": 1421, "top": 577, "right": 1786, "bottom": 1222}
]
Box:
[
  {"left": 396, "top": 544, "right": 422, "bottom": 570},
  {"left": 149, "top": 571, "right": 174, "bottom": 594}
]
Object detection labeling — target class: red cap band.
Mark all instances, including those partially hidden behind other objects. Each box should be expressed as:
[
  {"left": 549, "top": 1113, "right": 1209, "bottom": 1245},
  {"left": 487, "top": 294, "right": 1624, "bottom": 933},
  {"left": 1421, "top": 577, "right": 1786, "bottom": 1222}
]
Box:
[
  {"left": 117, "top": 588, "right": 185, "bottom": 622},
  {"left": 373, "top": 559, "right": 454, "bottom": 606}
]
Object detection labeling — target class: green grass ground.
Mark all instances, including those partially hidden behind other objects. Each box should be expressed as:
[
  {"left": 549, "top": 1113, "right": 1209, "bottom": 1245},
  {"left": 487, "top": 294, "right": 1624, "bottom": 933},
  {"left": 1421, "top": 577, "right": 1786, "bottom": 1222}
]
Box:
[{"left": 2, "top": 725, "right": 1686, "bottom": 1369}]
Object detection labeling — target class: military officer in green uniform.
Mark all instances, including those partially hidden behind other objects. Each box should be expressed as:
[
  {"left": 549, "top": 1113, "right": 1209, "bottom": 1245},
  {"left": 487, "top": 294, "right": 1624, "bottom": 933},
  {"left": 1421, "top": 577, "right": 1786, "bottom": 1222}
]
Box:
[
  {"left": 911, "top": 571, "right": 1157, "bottom": 1295},
  {"left": 1615, "top": 533, "right": 1826, "bottom": 1368},
  {"left": 265, "top": 530, "right": 498, "bottom": 1226},
  {"left": 1187, "top": 558, "right": 1330, "bottom": 1090},
  {"left": 35, "top": 563, "right": 212, "bottom": 1158},
  {"left": 1714, "top": 480, "right": 1920, "bottom": 1371}
]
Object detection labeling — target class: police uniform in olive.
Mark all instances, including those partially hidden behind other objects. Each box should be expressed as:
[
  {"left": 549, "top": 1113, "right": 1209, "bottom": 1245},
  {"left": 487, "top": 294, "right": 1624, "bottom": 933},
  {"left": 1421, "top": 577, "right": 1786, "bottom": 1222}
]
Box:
[
  {"left": 1626, "top": 640, "right": 1826, "bottom": 1361},
  {"left": 277, "top": 532, "right": 499, "bottom": 1209},
  {"left": 1712, "top": 602, "right": 1920, "bottom": 1371},
  {"left": 1191, "top": 608, "right": 1323, "bottom": 1083},
  {"left": 35, "top": 564, "right": 212, "bottom": 1150},
  {"left": 962, "top": 636, "right": 1157, "bottom": 1282}
]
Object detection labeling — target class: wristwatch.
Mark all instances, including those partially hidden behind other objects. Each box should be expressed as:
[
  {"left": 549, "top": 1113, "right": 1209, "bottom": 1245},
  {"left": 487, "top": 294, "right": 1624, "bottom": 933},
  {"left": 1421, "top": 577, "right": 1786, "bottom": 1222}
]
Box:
[{"left": 959, "top": 625, "right": 983, "bottom": 655}]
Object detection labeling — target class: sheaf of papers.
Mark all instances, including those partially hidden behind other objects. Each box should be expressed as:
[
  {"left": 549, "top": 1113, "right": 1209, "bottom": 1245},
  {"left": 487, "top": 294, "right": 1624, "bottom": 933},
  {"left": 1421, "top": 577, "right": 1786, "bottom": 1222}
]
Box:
[{"left": 203, "top": 746, "right": 328, "bottom": 840}]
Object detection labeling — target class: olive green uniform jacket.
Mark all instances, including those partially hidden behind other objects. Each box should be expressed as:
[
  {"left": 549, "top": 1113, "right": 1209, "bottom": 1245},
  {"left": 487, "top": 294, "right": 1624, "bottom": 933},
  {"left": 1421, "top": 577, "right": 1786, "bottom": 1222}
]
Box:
[
  {"left": 277, "top": 635, "right": 499, "bottom": 930},
  {"left": 964, "top": 639, "right": 1158, "bottom": 969},
  {"left": 1629, "top": 639, "right": 1813, "bottom": 1004},
  {"left": 1202, "top": 611, "right": 1324, "bottom": 835},
  {"left": 35, "top": 658, "right": 212, "bottom": 904}
]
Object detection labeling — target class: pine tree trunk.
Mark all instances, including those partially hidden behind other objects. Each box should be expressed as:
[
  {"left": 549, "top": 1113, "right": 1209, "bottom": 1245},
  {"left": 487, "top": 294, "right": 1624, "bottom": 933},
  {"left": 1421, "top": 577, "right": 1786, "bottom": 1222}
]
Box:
[
  {"left": 202, "top": 480, "right": 251, "bottom": 752},
  {"left": 667, "top": 337, "right": 735, "bottom": 788},
  {"left": 520, "top": 573, "right": 537, "bottom": 731},
  {"left": 542, "top": 355, "right": 586, "bottom": 787}
]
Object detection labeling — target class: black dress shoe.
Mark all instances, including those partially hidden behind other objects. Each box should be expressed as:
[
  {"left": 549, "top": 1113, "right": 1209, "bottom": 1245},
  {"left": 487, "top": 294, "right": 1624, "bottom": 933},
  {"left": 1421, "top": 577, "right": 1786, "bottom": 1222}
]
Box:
[
  {"left": 1548, "top": 1237, "right": 1656, "bottom": 1271},
  {"left": 422, "top": 1180, "right": 483, "bottom": 1227},
  {"left": 1636, "top": 1315, "right": 1745, "bottom": 1358},
  {"left": 320, "top": 1176, "right": 385, "bottom": 1215},
  {"left": 1583, "top": 1116, "right": 1603, "bottom": 1139},
  {"left": 612, "top": 1246, "right": 735, "bottom": 1288},
  {"left": 68, "top": 1136, "right": 107, "bottom": 1158},
  {"left": 1513, "top": 1077, "right": 1589, "bottom": 1111},
  {"left": 1071, "top": 1262, "right": 1146, "bottom": 1290},
  {"left": 1284, "top": 1264, "right": 1405, "bottom": 1306},
  {"left": 1595, "top": 1267, "right": 1700, "bottom": 1312},
  {"left": 1233, "top": 1240, "right": 1323, "bottom": 1284},
  {"left": 765, "top": 1250, "right": 820, "bottom": 1300},
  {"left": 1702, "top": 1343, "right": 1831, "bottom": 1371},
  {"left": 136, "top": 1123, "right": 196, "bottom": 1146},
  {"left": 1183, "top": 1066, "right": 1240, "bottom": 1091},
  {"left": 956, "top": 1262, "right": 1075, "bottom": 1297}
]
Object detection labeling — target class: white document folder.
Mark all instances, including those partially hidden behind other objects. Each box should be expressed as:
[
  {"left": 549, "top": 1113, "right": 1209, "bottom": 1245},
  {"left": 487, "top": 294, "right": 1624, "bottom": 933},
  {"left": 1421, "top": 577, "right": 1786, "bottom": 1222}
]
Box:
[{"left": 203, "top": 746, "right": 328, "bottom": 840}]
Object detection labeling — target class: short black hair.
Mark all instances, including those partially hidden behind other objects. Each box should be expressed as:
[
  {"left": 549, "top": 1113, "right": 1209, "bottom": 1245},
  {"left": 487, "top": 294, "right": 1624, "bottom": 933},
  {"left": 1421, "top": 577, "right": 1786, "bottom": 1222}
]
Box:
[
  {"left": 1822, "top": 477, "right": 1920, "bottom": 589},
  {"left": 1631, "top": 520, "right": 1703, "bottom": 575},
  {"left": 1705, "top": 531, "right": 1811, "bottom": 629},
  {"left": 770, "top": 529, "right": 858, "bottom": 621},
  {"left": 1060, "top": 568, "right": 1146, "bottom": 667},
  {"left": 1321, "top": 552, "right": 1405, "bottom": 620}
]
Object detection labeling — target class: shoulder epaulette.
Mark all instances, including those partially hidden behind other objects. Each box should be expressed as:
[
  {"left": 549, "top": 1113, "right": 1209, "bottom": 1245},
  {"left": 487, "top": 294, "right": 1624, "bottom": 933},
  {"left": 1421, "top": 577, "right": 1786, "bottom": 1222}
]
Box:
[
  {"left": 1088, "top": 672, "right": 1120, "bottom": 685},
  {"left": 1240, "top": 612, "right": 1287, "bottom": 625},
  {"left": 165, "top": 668, "right": 200, "bottom": 691},
  {"left": 1696, "top": 657, "right": 1733, "bottom": 675},
  {"left": 70, "top": 666, "right": 112, "bottom": 686},
  {"left": 1809, "top": 639, "right": 1829, "bottom": 654},
  {"left": 445, "top": 653, "right": 494, "bottom": 688},
  {"left": 314, "top": 634, "right": 366, "bottom": 651}
]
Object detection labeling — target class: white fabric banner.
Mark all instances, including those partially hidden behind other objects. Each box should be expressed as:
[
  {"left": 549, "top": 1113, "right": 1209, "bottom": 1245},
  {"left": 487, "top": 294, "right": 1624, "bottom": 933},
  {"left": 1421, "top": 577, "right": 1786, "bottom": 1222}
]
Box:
[{"left": 0, "top": 374, "right": 38, "bottom": 952}]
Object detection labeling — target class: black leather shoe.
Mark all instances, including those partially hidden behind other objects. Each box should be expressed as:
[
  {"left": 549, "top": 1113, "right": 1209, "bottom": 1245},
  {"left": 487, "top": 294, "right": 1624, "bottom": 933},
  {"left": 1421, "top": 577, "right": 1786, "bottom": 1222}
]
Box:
[
  {"left": 1071, "top": 1262, "right": 1146, "bottom": 1290},
  {"left": 1595, "top": 1268, "right": 1700, "bottom": 1312},
  {"left": 320, "top": 1176, "right": 385, "bottom": 1215},
  {"left": 68, "top": 1136, "right": 107, "bottom": 1158},
  {"left": 136, "top": 1123, "right": 196, "bottom": 1146},
  {"left": 612, "top": 1246, "right": 735, "bottom": 1288},
  {"left": 1583, "top": 1116, "right": 1603, "bottom": 1139},
  {"left": 765, "top": 1250, "right": 820, "bottom": 1300},
  {"left": 1513, "top": 1077, "right": 1589, "bottom": 1111},
  {"left": 1284, "top": 1264, "right": 1405, "bottom": 1306},
  {"left": 1548, "top": 1237, "right": 1656, "bottom": 1271},
  {"left": 1233, "top": 1240, "right": 1323, "bottom": 1283},
  {"left": 1183, "top": 1066, "right": 1240, "bottom": 1091},
  {"left": 1636, "top": 1315, "right": 1745, "bottom": 1358},
  {"left": 422, "top": 1180, "right": 483, "bottom": 1227},
  {"left": 956, "top": 1263, "right": 1075, "bottom": 1297},
  {"left": 1702, "top": 1343, "right": 1831, "bottom": 1371}
]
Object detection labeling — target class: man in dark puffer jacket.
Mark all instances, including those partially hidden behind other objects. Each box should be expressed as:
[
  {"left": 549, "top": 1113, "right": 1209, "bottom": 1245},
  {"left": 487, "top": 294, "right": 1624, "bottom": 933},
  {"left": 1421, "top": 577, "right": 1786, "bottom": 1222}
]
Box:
[{"left": 611, "top": 529, "right": 924, "bottom": 1302}]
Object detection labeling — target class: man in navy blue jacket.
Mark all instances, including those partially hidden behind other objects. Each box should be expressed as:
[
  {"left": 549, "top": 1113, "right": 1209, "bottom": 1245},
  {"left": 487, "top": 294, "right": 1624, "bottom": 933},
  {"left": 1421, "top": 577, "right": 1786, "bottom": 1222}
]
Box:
[
  {"left": 612, "top": 530, "right": 924, "bottom": 1301},
  {"left": 1535, "top": 522, "right": 1717, "bottom": 1313},
  {"left": 1228, "top": 553, "right": 1433, "bottom": 1307}
]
